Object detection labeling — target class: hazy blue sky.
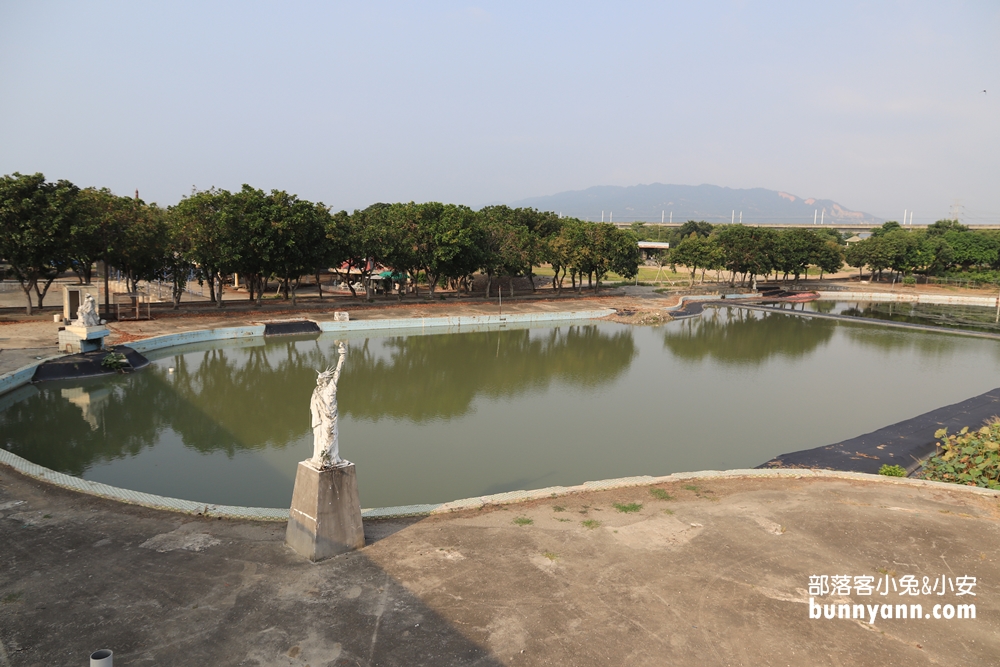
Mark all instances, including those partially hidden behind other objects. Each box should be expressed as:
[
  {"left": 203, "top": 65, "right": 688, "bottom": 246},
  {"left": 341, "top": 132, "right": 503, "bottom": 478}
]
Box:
[{"left": 1, "top": 1, "right": 997, "bottom": 222}]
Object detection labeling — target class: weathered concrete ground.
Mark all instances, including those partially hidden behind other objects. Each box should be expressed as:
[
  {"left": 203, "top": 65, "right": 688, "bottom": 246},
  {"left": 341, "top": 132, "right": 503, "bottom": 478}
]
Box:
[{"left": 1, "top": 466, "right": 997, "bottom": 667}]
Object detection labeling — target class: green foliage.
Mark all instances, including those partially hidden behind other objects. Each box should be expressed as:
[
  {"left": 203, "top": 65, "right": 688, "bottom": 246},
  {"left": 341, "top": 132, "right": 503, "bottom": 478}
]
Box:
[
  {"left": 100, "top": 352, "right": 128, "bottom": 372},
  {"left": 648, "top": 488, "right": 674, "bottom": 500},
  {"left": 919, "top": 421, "right": 1000, "bottom": 489},
  {"left": 581, "top": 519, "right": 601, "bottom": 529},
  {"left": 714, "top": 225, "right": 777, "bottom": 284},
  {"left": 612, "top": 502, "right": 643, "bottom": 513},
  {"left": 0, "top": 172, "right": 78, "bottom": 313},
  {"left": 513, "top": 517, "right": 533, "bottom": 526},
  {"left": 878, "top": 464, "right": 907, "bottom": 477}
]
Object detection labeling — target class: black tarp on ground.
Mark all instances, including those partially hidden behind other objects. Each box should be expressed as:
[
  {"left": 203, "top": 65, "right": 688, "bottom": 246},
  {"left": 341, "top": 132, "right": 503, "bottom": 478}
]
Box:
[
  {"left": 759, "top": 387, "right": 1000, "bottom": 473},
  {"left": 31, "top": 346, "right": 149, "bottom": 383},
  {"left": 263, "top": 320, "right": 321, "bottom": 336}
]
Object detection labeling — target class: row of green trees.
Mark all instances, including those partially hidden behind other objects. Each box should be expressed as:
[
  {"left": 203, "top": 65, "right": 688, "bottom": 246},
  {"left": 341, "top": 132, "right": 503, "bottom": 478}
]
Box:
[
  {"left": 657, "top": 221, "right": 846, "bottom": 284},
  {"left": 844, "top": 220, "right": 1000, "bottom": 281},
  {"left": 0, "top": 173, "right": 640, "bottom": 314}
]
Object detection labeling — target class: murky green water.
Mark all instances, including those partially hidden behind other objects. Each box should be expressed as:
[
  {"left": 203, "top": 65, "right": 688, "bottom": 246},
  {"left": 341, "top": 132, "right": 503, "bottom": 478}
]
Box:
[{"left": 3, "top": 308, "right": 1000, "bottom": 508}]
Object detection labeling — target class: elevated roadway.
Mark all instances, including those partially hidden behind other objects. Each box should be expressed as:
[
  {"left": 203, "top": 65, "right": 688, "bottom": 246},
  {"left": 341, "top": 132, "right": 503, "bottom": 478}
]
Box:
[{"left": 618, "top": 222, "right": 1000, "bottom": 234}]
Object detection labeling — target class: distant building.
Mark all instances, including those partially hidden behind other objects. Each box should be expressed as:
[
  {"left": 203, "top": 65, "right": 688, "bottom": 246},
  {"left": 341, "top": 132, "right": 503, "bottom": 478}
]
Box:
[{"left": 637, "top": 241, "right": 670, "bottom": 260}]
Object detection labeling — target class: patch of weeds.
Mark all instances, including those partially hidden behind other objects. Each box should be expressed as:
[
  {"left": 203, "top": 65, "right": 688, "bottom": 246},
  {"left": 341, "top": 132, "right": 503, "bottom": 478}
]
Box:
[
  {"left": 918, "top": 421, "right": 1000, "bottom": 489},
  {"left": 555, "top": 518, "right": 571, "bottom": 523},
  {"left": 513, "top": 517, "right": 533, "bottom": 526},
  {"left": 649, "top": 488, "right": 674, "bottom": 501},
  {"left": 878, "top": 464, "right": 906, "bottom": 477},
  {"left": 2, "top": 592, "right": 22, "bottom": 604},
  {"left": 683, "top": 484, "right": 700, "bottom": 492},
  {"left": 662, "top": 508, "right": 675, "bottom": 515},
  {"left": 581, "top": 519, "right": 601, "bottom": 530},
  {"left": 612, "top": 502, "right": 643, "bottom": 514},
  {"left": 552, "top": 505, "right": 566, "bottom": 512},
  {"left": 543, "top": 551, "right": 558, "bottom": 561},
  {"left": 101, "top": 352, "right": 128, "bottom": 372}
]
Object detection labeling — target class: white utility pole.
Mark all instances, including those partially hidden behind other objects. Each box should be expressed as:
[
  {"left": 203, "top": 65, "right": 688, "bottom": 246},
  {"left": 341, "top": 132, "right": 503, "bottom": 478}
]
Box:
[
  {"left": 732, "top": 211, "right": 735, "bottom": 224},
  {"left": 610, "top": 211, "right": 613, "bottom": 223},
  {"left": 909, "top": 211, "right": 914, "bottom": 225},
  {"left": 903, "top": 209, "right": 907, "bottom": 225},
  {"left": 814, "top": 210, "right": 817, "bottom": 225},
  {"left": 669, "top": 212, "right": 672, "bottom": 224},
  {"left": 739, "top": 211, "right": 742, "bottom": 224},
  {"left": 820, "top": 210, "right": 824, "bottom": 225},
  {"left": 662, "top": 211, "right": 664, "bottom": 223},
  {"left": 602, "top": 211, "right": 604, "bottom": 222}
]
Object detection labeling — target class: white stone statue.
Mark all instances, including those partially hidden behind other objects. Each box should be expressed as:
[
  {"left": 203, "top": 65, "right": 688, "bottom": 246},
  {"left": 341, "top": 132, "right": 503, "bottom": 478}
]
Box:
[
  {"left": 76, "top": 294, "right": 101, "bottom": 327},
  {"left": 309, "top": 341, "right": 348, "bottom": 469}
]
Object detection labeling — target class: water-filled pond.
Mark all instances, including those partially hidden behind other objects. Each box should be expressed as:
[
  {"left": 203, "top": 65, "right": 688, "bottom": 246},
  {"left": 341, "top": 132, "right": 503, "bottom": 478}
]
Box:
[{"left": 3, "top": 306, "right": 1000, "bottom": 508}]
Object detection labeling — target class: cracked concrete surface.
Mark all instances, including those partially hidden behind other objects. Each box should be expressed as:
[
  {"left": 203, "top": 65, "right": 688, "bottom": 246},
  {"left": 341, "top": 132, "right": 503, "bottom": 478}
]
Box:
[{"left": 1, "top": 466, "right": 998, "bottom": 666}]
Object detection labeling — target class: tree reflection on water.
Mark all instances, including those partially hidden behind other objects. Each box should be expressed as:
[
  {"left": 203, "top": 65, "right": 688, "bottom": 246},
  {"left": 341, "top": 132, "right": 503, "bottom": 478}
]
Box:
[
  {"left": 661, "top": 306, "right": 835, "bottom": 365},
  {"left": 0, "top": 325, "right": 636, "bottom": 474}
]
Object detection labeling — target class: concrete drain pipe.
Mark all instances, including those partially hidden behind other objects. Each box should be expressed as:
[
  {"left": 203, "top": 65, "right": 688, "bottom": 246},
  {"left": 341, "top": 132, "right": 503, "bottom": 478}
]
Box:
[{"left": 90, "top": 649, "right": 113, "bottom": 665}]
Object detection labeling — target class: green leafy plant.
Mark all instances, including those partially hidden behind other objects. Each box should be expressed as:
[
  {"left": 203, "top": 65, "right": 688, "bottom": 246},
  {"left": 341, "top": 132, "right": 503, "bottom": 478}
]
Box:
[
  {"left": 649, "top": 488, "right": 673, "bottom": 501},
  {"left": 918, "top": 420, "right": 1000, "bottom": 490},
  {"left": 513, "top": 517, "right": 533, "bottom": 526},
  {"left": 878, "top": 464, "right": 907, "bottom": 477},
  {"left": 612, "top": 502, "right": 642, "bottom": 513},
  {"left": 100, "top": 352, "right": 128, "bottom": 372},
  {"left": 581, "top": 519, "right": 601, "bottom": 529}
]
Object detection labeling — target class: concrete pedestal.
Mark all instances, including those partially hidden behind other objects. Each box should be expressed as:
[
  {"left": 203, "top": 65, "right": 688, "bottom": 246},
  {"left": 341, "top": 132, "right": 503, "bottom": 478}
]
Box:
[
  {"left": 286, "top": 460, "right": 364, "bottom": 561},
  {"left": 58, "top": 325, "right": 110, "bottom": 354}
]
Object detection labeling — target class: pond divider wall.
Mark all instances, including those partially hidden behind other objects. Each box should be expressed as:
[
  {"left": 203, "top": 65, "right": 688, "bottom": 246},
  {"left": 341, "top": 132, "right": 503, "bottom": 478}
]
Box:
[{"left": 814, "top": 291, "right": 1000, "bottom": 307}]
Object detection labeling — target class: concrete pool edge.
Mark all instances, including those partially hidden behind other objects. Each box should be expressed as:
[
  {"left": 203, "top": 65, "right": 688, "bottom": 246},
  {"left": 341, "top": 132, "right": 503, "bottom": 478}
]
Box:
[{"left": 2, "top": 446, "right": 997, "bottom": 522}]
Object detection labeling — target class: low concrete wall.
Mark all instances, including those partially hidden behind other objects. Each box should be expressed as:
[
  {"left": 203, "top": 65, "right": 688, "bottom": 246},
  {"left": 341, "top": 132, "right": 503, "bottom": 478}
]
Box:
[
  {"left": 817, "top": 291, "right": 1000, "bottom": 307},
  {"left": 1, "top": 445, "right": 996, "bottom": 522},
  {"left": 663, "top": 293, "right": 755, "bottom": 312},
  {"left": 126, "top": 325, "right": 267, "bottom": 353},
  {"left": 0, "top": 363, "right": 43, "bottom": 398}
]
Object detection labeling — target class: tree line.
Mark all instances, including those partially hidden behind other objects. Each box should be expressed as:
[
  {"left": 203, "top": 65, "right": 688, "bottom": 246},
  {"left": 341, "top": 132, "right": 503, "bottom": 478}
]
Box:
[
  {"left": 843, "top": 220, "right": 1000, "bottom": 282},
  {"left": 644, "top": 221, "right": 846, "bottom": 285},
  {"left": 0, "top": 173, "right": 640, "bottom": 315},
  {"left": 638, "top": 218, "right": 999, "bottom": 287}
]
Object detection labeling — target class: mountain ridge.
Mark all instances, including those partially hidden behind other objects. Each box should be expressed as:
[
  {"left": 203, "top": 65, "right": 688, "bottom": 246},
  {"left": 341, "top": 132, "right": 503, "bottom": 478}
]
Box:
[{"left": 505, "top": 183, "right": 881, "bottom": 225}]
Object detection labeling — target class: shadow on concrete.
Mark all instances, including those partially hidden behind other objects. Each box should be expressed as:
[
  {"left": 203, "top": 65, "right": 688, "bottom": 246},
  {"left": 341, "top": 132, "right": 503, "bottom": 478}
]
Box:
[{"left": 0, "top": 465, "right": 504, "bottom": 667}]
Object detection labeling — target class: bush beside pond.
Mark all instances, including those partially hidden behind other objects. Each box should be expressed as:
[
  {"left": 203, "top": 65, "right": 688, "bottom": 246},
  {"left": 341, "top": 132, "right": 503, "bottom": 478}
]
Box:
[{"left": 918, "top": 420, "right": 1000, "bottom": 490}]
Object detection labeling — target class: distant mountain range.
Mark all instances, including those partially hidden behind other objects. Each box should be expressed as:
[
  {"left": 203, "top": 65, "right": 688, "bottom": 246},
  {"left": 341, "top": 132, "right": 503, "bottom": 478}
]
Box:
[{"left": 507, "top": 183, "right": 881, "bottom": 225}]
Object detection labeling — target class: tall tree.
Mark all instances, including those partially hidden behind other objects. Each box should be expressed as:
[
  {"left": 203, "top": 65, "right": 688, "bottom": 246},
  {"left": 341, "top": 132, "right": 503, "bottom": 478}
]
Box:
[
  {"left": 0, "top": 172, "right": 78, "bottom": 314},
  {"left": 714, "top": 225, "right": 776, "bottom": 285},
  {"left": 170, "top": 188, "right": 236, "bottom": 307}
]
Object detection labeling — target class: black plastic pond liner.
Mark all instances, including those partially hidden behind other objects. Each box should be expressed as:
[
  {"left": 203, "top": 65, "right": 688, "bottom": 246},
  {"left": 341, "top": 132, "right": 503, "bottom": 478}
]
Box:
[
  {"left": 759, "top": 387, "right": 1000, "bottom": 474},
  {"left": 670, "top": 301, "right": 706, "bottom": 318},
  {"left": 264, "top": 320, "right": 321, "bottom": 336},
  {"left": 32, "top": 346, "right": 149, "bottom": 383}
]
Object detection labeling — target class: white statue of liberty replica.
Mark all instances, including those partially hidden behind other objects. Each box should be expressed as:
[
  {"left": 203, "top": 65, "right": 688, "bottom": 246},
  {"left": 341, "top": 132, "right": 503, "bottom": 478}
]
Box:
[
  {"left": 309, "top": 341, "right": 348, "bottom": 469},
  {"left": 287, "top": 340, "right": 365, "bottom": 560}
]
